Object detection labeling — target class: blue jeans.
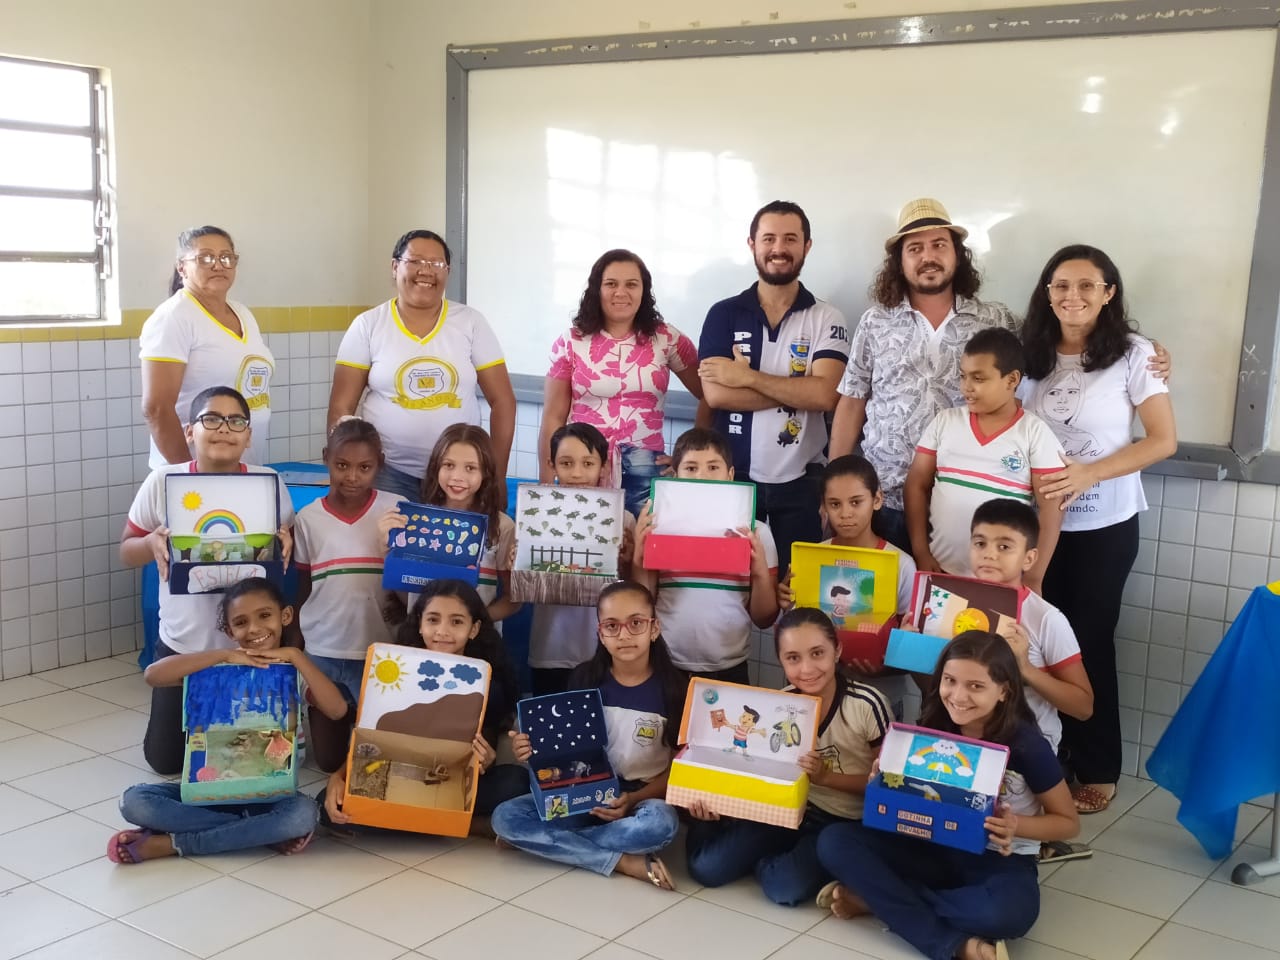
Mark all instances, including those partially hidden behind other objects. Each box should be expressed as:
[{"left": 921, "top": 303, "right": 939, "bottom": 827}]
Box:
[
  {"left": 491, "top": 794, "right": 679, "bottom": 876},
  {"left": 817, "top": 821, "right": 1040, "bottom": 960},
  {"left": 619, "top": 445, "right": 662, "bottom": 518},
  {"left": 687, "top": 805, "right": 846, "bottom": 906},
  {"left": 753, "top": 465, "right": 823, "bottom": 574},
  {"left": 311, "top": 655, "right": 366, "bottom": 709},
  {"left": 119, "top": 782, "right": 318, "bottom": 857},
  {"left": 375, "top": 463, "right": 423, "bottom": 502},
  {"left": 872, "top": 505, "right": 912, "bottom": 555}
]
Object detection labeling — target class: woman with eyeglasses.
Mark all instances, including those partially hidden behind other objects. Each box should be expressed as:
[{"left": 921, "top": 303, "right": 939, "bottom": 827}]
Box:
[
  {"left": 140, "top": 226, "right": 275, "bottom": 468},
  {"left": 328, "top": 229, "right": 517, "bottom": 501},
  {"left": 1020, "top": 245, "right": 1177, "bottom": 818}
]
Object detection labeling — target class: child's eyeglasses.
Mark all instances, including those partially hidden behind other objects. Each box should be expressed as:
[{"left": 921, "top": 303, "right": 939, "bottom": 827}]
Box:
[
  {"left": 195, "top": 413, "right": 250, "bottom": 432},
  {"left": 598, "top": 616, "right": 655, "bottom": 637}
]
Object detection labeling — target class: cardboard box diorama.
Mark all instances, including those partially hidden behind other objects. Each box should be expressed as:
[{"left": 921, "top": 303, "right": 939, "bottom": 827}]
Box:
[
  {"left": 641, "top": 477, "right": 757, "bottom": 576},
  {"left": 342, "top": 643, "right": 491, "bottom": 836},
  {"left": 790, "top": 543, "right": 900, "bottom": 664},
  {"left": 864, "top": 722, "right": 1010, "bottom": 853},
  {"left": 883, "top": 573, "right": 1023, "bottom": 675},
  {"left": 181, "top": 663, "right": 299, "bottom": 804},
  {"left": 165, "top": 473, "right": 283, "bottom": 595},
  {"left": 509, "top": 484, "right": 624, "bottom": 606},
  {"left": 666, "top": 678, "right": 820, "bottom": 829},
  {"left": 382, "top": 501, "right": 488, "bottom": 591},
  {"left": 517, "top": 690, "right": 621, "bottom": 821}
]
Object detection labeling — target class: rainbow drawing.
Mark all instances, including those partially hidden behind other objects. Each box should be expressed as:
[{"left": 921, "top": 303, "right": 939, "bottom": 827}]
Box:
[{"left": 195, "top": 510, "right": 245, "bottom": 536}]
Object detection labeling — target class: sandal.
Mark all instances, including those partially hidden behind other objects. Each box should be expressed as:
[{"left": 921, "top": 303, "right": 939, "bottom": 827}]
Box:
[
  {"left": 106, "top": 828, "right": 156, "bottom": 865},
  {"left": 1071, "top": 784, "right": 1115, "bottom": 814},
  {"left": 815, "top": 880, "right": 841, "bottom": 910},
  {"left": 995, "top": 942, "right": 1010, "bottom": 960},
  {"left": 1038, "top": 840, "right": 1093, "bottom": 864},
  {"left": 644, "top": 853, "right": 676, "bottom": 891},
  {"left": 271, "top": 831, "right": 314, "bottom": 856}
]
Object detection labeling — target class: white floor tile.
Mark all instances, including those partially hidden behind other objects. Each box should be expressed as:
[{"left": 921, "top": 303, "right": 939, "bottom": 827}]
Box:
[
  {"left": 1171, "top": 879, "right": 1280, "bottom": 952},
  {"left": 109, "top": 742, "right": 159, "bottom": 773},
  {"left": 1043, "top": 850, "right": 1203, "bottom": 919},
  {"left": 418, "top": 836, "right": 569, "bottom": 900},
  {"left": 807, "top": 915, "right": 922, "bottom": 960},
  {"left": 42, "top": 851, "right": 220, "bottom": 914},
  {"left": 0, "top": 675, "right": 63, "bottom": 707},
  {"left": 15, "top": 920, "right": 195, "bottom": 960},
  {"left": 0, "top": 689, "right": 122, "bottom": 728},
  {"left": 1011, "top": 943, "right": 1091, "bottom": 959},
  {"left": 233, "top": 835, "right": 406, "bottom": 907},
  {"left": 321, "top": 870, "right": 502, "bottom": 948},
  {"left": 0, "top": 717, "right": 31, "bottom": 742},
  {"left": 121, "top": 875, "right": 309, "bottom": 958},
  {"left": 12, "top": 754, "right": 159, "bottom": 807},
  {"left": 511, "top": 865, "right": 681, "bottom": 939},
  {"left": 1074, "top": 777, "right": 1155, "bottom": 844},
  {"left": 762, "top": 935, "right": 879, "bottom": 960},
  {"left": 338, "top": 829, "right": 464, "bottom": 866},
  {"left": 79, "top": 672, "right": 153, "bottom": 708},
  {"left": 1025, "top": 888, "right": 1162, "bottom": 960},
  {"left": 0, "top": 811, "right": 113, "bottom": 880},
  {"left": 37, "top": 658, "right": 139, "bottom": 688},
  {"left": 694, "top": 876, "right": 825, "bottom": 933},
  {"left": 0, "top": 884, "right": 105, "bottom": 960},
  {"left": 75, "top": 796, "right": 132, "bottom": 831},
  {"left": 1091, "top": 814, "right": 1226, "bottom": 877},
  {"left": 585, "top": 946, "right": 673, "bottom": 960},
  {"left": 0, "top": 732, "right": 93, "bottom": 780},
  {"left": 1132, "top": 922, "right": 1280, "bottom": 959},
  {"left": 616, "top": 896, "right": 796, "bottom": 960},
  {"left": 0, "top": 783, "right": 66, "bottom": 834},
  {"left": 424, "top": 903, "right": 605, "bottom": 960},
  {"left": 49, "top": 708, "right": 148, "bottom": 753},
  {"left": 187, "top": 846, "right": 275, "bottom": 874},
  {"left": 207, "top": 912, "right": 405, "bottom": 960},
  {"left": 1213, "top": 843, "right": 1280, "bottom": 896},
  {"left": 0, "top": 865, "right": 24, "bottom": 891}
]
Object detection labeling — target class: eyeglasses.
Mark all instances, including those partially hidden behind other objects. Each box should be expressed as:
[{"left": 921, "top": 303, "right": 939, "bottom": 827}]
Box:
[
  {"left": 182, "top": 253, "right": 240, "bottom": 269},
  {"left": 195, "top": 413, "right": 250, "bottom": 432},
  {"left": 598, "top": 616, "right": 655, "bottom": 638},
  {"left": 398, "top": 257, "right": 449, "bottom": 271},
  {"left": 1047, "top": 279, "right": 1109, "bottom": 297}
]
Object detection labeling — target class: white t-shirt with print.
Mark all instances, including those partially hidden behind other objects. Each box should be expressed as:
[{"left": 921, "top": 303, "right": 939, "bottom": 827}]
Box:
[
  {"left": 1016, "top": 589, "right": 1083, "bottom": 753},
  {"left": 477, "top": 513, "right": 516, "bottom": 608},
  {"left": 1021, "top": 335, "right": 1168, "bottom": 532},
  {"left": 335, "top": 299, "right": 506, "bottom": 478},
  {"left": 139, "top": 291, "right": 274, "bottom": 468}
]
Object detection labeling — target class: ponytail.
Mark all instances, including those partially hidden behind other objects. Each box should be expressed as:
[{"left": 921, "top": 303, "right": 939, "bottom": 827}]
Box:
[{"left": 171, "top": 224, "right": 234, "bottom": 298}]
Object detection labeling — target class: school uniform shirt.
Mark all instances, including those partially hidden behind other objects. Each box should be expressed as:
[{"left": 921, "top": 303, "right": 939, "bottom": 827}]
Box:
[
  {"left": 293, "top": 490, "right": 401, "bottom": 660},
  {"left": 995, "top": 721, "right": 1066, "bottom": 857},
  {"left": 1021, "top": 334, "right": 1168, "bottom": 532},
  {"left": 785, "top": 675, "right": 892, "bottom": 819},
  {"left": 839, "top": 296, "right": 1018, "bottom": 510},
  {"left": 656, "top": 521, "right": 778, "bottom": 673},
  {"left": 335, "top": 298, "right": 506, "bottom": 478},
  {"left": 915, "top": 407, "right": 1065, "bottom": 575},
  {"left": 699, "top": 283, "right": 849, "bottom": 485},
  {"left": 1016, "top": 588, "right": 1083, "bottom": 753},
  {"left": 477, "top": 513, "right": 516, "bottom": 608},
  {"left": 125, "top": 462, "right": 294, "bottom": 655},
  {"left": 139, "top": 291, "right": 274, "bottom": 468},
  {"left": 597, "top": 672, "right": 672, "bottom": 784}
]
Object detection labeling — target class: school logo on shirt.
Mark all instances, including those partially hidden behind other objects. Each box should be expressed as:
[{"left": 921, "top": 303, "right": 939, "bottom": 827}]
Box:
[
  {"left": 633, "top": 716, "right": 661, "bottom": 746},
  {"left": 393, "top": 357, "right": 462, "bottom": 410},
  {"left": 1000, "top": 453, "right": 1025, "bottom": 473},
  {"left": 237, "top": 355, "right": 272, "bottom": 410}
]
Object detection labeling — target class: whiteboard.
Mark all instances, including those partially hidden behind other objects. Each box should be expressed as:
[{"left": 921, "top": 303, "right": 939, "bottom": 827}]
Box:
[{"left": 466, "top": 29, "right": 1272, "bottom": 446}]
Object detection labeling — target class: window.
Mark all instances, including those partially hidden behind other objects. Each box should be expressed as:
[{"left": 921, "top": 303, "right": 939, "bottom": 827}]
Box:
[{"left": 0, "top": 56, "right": 114, "bottom": 324}]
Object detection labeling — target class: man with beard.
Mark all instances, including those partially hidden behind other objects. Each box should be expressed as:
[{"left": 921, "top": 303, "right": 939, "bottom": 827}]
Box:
[{"left": 698, "top": 200, "right": 849, "bottom": 571}]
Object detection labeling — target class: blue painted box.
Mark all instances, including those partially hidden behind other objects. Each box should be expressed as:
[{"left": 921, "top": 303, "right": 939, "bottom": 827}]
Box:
[
  {"left": 382, "top": 501, "right": 488, "bottom": 591},
  {"left": 518, "top": 690, "right": 620, "bottom": 821}
]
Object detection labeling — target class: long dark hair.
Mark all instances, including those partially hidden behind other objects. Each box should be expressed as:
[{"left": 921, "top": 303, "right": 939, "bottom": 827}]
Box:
[
  {"left": 170, "top": 225, "right": 233, "bottom": 296},
  {"left": 421, "top": 424, "right": 502, "bottom": 547},
  {"left": 871, "top": 232, "right": 981, "bottom": 309},
  {"left": 919, "top": 630, "right": 1036, "bottom": 745},
  {"left": 569, "top": 580, "right": 688, "bottom": 748},
  {"left": 572, "top": 249, "right": 664, "bottom": 338},
  {"left": 1021, "top": 244, "right": 1135, "bottom": 380}
]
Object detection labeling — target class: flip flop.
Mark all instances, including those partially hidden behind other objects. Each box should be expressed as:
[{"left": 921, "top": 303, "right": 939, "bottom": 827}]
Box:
[
  {"left": 816, "top": 880, "right": 842, "bottom": 910},
  {"left": 1071, "top": 784, "right": 1116, "bottom": 814},
  {"left": 995, "top": 941, "right": 1010, "bottom": 960},
  {"left": 644, "top": 853, "right": 676, "bottom": 891},
  {"left": 106, "top": 828, "right": 155, "bottom": 865},
  {"left": 1038, "top": 840, "right": 1094, "bottom": 864}
]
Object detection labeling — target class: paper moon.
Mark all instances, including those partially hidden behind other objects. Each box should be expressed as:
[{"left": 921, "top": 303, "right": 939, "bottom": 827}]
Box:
[{"left": 550, "top": 704, "right": 562, "bottom": 718}]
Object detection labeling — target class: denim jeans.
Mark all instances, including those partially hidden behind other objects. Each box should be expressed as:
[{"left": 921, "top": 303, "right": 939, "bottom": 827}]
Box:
[
  {"left": 687, "top": 805, "right": 846, "bottom": 906},
  {"left": 491, "top": 795, "right": 679, "bottom": 876},
  {"left": 619, "top": 445, "right": 662, "bottom": 518},
  {"left": 753, "top": 464, "right": 824, "bottom": 574},
  {"left": 816, "top": 821, "right": 1040, "bottom": 960},
  {"left": 310, "top": 655, "right": 366, "bottom": 709},
  {"left": 375, "top": 463, "right": 423, "bottom": 502},
  {"left": 872, "top": 505, "right": 912, "bottom": 555},
  {"left": 120, "top": 782, "right": 319, "bottom": 857}
]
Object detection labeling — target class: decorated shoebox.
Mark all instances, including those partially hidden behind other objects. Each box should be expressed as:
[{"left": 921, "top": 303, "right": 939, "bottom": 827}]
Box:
[
  {"left": 517, "top": 690, "right": 620, "bottom": 821},
  {"left": 342, "top": 644, "right": 491, "bottom": 836},
  {"left": 790, "top": 543, "right": 900, "bottom": 664},
  {"left": 666, "top": 678, "right": 820, "bottom": 828},
  {"left": 864, "top": 722, "right": 1010, "bottom": 853},
  {"left": 642, "top": 478, "right": 756, "bottom": 576},
  {"left": 510, "top": 484, "right": 624, "bottom": 606},
  {"left": 382, "top": 501, "right": 488, "bottom": 591},
  {"left": 165, "top": 473, "right": 283, "bottom": 595},
  {"left": 884, "top": 573, "right": 1023, "bottom": 675},
  {"left": 181, "top": 663, "right": 299, "bottom": 804}
]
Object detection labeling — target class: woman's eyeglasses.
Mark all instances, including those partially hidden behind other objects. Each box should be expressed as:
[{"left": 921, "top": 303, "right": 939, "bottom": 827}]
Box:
[
  {"left": 183, "top": 253, "right": 240, "bottom": 269},
  {"left": 195, "top": 413, "right": 250, "bottom": 432},
  {"left": 1047, "top": 279, "right": 1108, "bottom": 297},
  {"left": 598, "top": 616, "right": 655, "bottom": 638}
]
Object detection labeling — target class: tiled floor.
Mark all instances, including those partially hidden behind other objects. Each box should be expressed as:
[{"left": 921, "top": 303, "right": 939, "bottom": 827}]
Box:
[{"left": 1, "top": 656, "right": 1277, "bottom": 960}]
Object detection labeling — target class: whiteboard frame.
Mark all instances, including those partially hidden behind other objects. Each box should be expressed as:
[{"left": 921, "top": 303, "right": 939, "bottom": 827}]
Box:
[{"left": 445, "top": 1, "right": 1280, "bottom": 482}]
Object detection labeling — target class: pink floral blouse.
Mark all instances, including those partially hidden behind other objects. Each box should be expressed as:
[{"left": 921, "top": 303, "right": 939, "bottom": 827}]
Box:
[{"left": 547, "top": 323, "right": 697, "bottom": 452}]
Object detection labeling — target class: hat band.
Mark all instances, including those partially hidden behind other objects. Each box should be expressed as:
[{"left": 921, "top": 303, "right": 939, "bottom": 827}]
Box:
[{"left": 898, "top": 216, "right": 954, "bottom": 234}]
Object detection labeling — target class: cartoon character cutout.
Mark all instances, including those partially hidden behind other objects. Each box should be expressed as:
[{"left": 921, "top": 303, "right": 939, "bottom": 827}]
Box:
[
  {"left": 1037, "top": 367, "right": 1099, "bottom": 457},
  {"left": 829, "top": 584, "right": 852, "bottom": 619},
  {"left": 721, "top": 705, "right": 767, "bottom": 756}
]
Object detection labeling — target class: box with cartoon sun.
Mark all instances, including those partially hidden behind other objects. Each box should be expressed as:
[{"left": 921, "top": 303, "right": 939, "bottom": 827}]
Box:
[
  {"left": 883, "top": 573, "right": 1023, "bottom": 675},
  {"left": 517, "top": 690, "right": 620, "bottom": 821},
  {"left": 666, "top": 678, "right": 820, "bottom": 829},
  {"left": 382, "top": 501, "right": 489, "bottom": 592},
  {"left": 181, "top": 662, "right": 300, "bottom": 804},
  {"left": 642, "top": 478, "right": 757, "bottom": 576},
  {"left": 342, "top": 643, "right": 492, "bottom": 836},
  {"left": 789, "top": 543, "right": 901, "bottom": 664},
  {"left": 510, "top": 484, "right": 624, "bottom": 606},
  {"left": 165, "top": 473, "right": 284, "bottom": 595},
  {"left": 864, "top": 722, "right": 1010, "bottom": 853}
]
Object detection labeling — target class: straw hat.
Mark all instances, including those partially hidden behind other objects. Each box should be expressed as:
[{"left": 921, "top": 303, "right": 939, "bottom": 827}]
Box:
[{"left": 885, "top": 198, "right": 969, "bottom": 250}]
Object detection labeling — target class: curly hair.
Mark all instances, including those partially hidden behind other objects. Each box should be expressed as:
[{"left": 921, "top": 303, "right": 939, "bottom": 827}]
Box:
[
  {"left": 571, "top": 249, "right": 664, "bottom": 338},
  {"left": 871, "top": 232, "right": 982, "bottom": 309},
  {"left": 420, "top": 423, "right": 503, "bottom": 547},
  {"left": 216, "top": 577, "right": 288, "bottom": 635},
  {"left": 1021, "top": 244, "right": 1135, "bottom": 380}
]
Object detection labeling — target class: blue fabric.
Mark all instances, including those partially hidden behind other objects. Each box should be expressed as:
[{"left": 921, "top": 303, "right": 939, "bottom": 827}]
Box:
[
  {"left": 374, "top": 463, "right": 422, "bottom": 500},
  {"left": 1147, "top": 584, "right": 1280, "bottom": 858},
  {"left": 120, "top": 782, "right": 318, "bottom": 857},
  {"left": 618, "top": 445, "right": 661, "bottom": 518}
]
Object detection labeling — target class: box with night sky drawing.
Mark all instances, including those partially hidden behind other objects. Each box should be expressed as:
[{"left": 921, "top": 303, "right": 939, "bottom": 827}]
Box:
[{"left": 517, "top": 689, "right": 620, "bottom": 821}]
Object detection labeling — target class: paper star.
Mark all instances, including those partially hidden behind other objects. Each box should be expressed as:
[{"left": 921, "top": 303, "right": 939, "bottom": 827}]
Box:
[{"left": 429, "top": 538, "right": 441, "bottom": 550}]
